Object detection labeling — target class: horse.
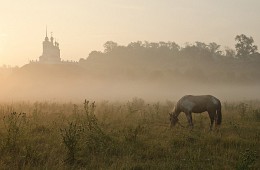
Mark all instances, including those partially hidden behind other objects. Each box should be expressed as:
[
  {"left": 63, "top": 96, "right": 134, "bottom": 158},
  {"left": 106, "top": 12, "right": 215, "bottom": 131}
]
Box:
[{"left": 169, "top": 95, "right": 222, "bottom": 130}]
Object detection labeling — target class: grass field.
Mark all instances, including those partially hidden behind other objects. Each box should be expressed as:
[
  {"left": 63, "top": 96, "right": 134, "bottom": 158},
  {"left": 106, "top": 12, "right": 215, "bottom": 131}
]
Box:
[{"left": 0, "top": 98, "right": 259, "bottom": 169}]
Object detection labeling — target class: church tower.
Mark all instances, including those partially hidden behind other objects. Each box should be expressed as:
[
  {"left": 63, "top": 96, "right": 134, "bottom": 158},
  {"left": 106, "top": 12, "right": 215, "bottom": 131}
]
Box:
[{"left": 39, "top": 27, "right": 61, "bottom": 63}]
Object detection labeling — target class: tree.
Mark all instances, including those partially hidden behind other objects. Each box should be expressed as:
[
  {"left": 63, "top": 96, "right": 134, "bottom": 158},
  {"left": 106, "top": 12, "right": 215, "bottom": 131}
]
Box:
[
  {"left": 88, "top": 51, "right": 103, "bottom": 58},
  {"left": 149, "top": 42, "right": 159, "bottom": 49},
  {"left": 235, "top": 34, "right": 258, "bottom": 57},
  {"left": 208, "top": 42, "right": 222, "bottom": 55},
  {"left": 195, "top": 41, "right": 208, "bottom": 50},
  {"left": 167, "top": 41, "right": 180, "bottom": 52},
  {"left": 127, "top": 41, "right": 143, "bottom": 49},
  {"left": 103, "top": 41, "right": 118, "bottom": 53},
  {"left": 224, "top": 47, "right": 236, "bottom": 58}
]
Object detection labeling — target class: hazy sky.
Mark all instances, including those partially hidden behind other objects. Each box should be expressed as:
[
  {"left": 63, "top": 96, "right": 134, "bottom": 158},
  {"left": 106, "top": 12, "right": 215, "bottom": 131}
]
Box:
[{"left": 0, "top": 0, "right": 259, "bottom": 66}]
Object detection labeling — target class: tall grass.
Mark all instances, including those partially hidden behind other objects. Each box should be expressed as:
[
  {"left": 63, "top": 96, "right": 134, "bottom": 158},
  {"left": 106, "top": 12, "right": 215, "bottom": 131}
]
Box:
[{"left": 0, "top": 99, "right": 259, "bottom": 169}]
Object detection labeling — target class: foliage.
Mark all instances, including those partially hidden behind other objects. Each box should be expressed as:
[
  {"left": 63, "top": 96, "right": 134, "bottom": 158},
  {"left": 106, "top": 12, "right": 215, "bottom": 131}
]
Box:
[
  {"left": 235, "top": 34, "right": 258, "bottom": 57},
  {"left": 123, "top": 124, "right": 144, "bottom": 143},
  {"left": 2, "top": 112, "right": 27, "bottom": 152},
  {"left": 79, "top": 36, "right": 260, "bottom": 84},
  {"left": 252, "top": 109, "right": 260, "bottom": 122},
  {"left": 225, "top": 47, "right": 236, "bottom": 58},
  {"left": 60, "top": 122, "right": 82, "bottom": 164},
  {"left": 237, "top": 149, "right": 258, "bottom": 170},
  {"left": 103, "top": 41, "right": 118, "bottom": 53},
  {"left": 237, "top": 102, "right": 249, "bottom": 119}
]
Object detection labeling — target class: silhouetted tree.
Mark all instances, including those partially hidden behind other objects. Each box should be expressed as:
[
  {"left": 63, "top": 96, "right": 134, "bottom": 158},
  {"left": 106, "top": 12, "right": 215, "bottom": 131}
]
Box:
[
  {"left": 195, "top": 41, "right": 208, "bottom": 50},
  {"left": 104, "top": 41, "right": 118, "bottom": 53},
  {"left": 167, "top": 41, "right": 180, "bottom": 52},
  {"left": 149, "top": 42, "right": 160, "bottom": 49},
  {"left": 235, "top": 34, "right": 258, "bottom": 58},
  {"left": 224, "top": 47, "right": 236, "bottom": 58},
  {"left": 88, "top": 51, "right": 103, "bottom": 58},
  {"left": 181, "top": 42, "right": 212, "bottom": 60},
  {"left": 127, "top": 41, "right": 143, "bottom": 49},
  {"left": 208, "top": 42, "right": 222, "bottom": 55},
  {"left": 159, "top": 41, "right": 168, "bottom": 48}
]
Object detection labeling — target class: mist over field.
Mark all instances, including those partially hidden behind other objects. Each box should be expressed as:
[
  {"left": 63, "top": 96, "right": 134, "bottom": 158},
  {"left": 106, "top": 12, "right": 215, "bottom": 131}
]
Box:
[
  {"left": 1, "top": 1, "right": 260, "bottom": 169},
  {"left": 1, "top": 39, "right": 260, "bottom": 102}
]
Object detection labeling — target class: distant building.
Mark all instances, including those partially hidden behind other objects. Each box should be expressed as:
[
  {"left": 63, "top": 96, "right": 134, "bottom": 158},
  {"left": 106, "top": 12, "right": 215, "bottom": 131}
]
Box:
[{"left": 39, "top": 28, "right": 61, "bottom": 63}]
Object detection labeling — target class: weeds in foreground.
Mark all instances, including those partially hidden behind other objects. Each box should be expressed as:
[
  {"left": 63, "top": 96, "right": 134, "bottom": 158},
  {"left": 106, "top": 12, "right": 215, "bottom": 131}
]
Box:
[
  {"left": 60, "top": 122, "right": 82, "bottom": 164},
  {"left": 0, "top": 100, "right": 259, "bottom": 169},
  {"left": 2, "top": 112, "right": 27, "bottom": 152},
  {"left": 237, "top": 102, "right": 248, "bottom": 119},
  {"left": 60, "top": 100, "right": 114, "bottom": 166},
  {"left": 123, "top": 124, "right": 144, "bottom": 143},
  {"left": 252, "top": 109, "right": 260, "bottom": 122},
  {"left": 237, "top": 149, "right": 258, "bottom": 170}
]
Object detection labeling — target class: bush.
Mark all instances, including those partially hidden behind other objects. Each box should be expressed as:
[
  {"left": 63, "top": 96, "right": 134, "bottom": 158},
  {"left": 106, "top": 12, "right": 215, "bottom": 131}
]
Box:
[
  {"left": 237, "top": 149, "right": 258, "bottom": 170},
  {"left": 60, "top": 122, "right": 82, "bottom": 164},
  {"left": 252, "top": 109, "right": 260, "bottom": 122},
  {"left": 237, "top": 102, "right": 248, "bottom": 119},
  {"left": 2, "top": 112, "right": 27, "bottom": 152}
]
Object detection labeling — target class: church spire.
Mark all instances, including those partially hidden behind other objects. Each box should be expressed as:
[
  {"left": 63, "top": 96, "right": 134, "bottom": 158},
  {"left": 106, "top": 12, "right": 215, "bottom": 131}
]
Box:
[
  {"left": 45, "top": 26, "right": 49, "bottom": 41},
  {"left": 46, "top": 26, "right": 48, "bottom": 37}
]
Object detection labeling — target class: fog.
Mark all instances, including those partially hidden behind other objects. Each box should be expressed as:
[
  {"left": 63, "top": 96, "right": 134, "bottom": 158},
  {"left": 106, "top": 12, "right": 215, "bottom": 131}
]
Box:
[
  {"left": 0, "top": 68, "right": 259, "bottom": 103},
  {"left": 1, "top": 72, "right": 259, "bottom": 103},
  {"left": 0, "top": 39, "right": 260, "bottom": 102}
]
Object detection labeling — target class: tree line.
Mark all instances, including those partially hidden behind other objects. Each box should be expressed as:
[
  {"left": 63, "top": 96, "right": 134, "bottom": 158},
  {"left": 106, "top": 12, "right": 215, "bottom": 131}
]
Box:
[
  {"left": 81, "top": 34, "right": 259, "bottom": 63},
  {"left": 78, "top": 34, "right": 260, "bottom": 84}
]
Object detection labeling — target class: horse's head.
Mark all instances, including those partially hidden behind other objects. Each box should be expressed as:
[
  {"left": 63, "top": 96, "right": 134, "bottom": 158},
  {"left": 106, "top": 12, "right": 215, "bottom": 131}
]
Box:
[{"left": 169, "top": 109, "right": 179, "bottom": 127}]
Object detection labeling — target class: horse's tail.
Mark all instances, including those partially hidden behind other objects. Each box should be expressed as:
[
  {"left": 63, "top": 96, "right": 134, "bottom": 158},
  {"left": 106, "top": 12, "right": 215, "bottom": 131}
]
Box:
[{"left": 216, "top": 101, "right": 222, "bottom": 125}]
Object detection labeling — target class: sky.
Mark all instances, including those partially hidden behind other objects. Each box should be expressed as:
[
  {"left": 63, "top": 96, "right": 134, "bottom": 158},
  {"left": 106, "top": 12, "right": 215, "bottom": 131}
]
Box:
[{"left": 0, "top": 0, "right": 259, "bottom": 66}]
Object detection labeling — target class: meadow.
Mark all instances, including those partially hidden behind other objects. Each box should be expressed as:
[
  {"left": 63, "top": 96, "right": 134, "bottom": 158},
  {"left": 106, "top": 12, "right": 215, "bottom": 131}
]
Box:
[{"left": 0, "top": 98, "right": 259, "bottom": 169}]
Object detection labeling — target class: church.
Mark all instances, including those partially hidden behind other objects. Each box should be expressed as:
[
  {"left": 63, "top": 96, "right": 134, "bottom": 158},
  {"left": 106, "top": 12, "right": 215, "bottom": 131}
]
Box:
[{"left": 39, "top": 28, "right": 61, "bottom": 63}]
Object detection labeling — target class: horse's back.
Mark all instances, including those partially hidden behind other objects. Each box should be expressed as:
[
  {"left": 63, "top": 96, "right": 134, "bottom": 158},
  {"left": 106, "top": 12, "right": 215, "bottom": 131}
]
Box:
[
  {"left": 178, "top": 95, "right": 220, "bottom": 113},
  {"left": 181, "top": 95, "right": 219, "bottom": 104}
]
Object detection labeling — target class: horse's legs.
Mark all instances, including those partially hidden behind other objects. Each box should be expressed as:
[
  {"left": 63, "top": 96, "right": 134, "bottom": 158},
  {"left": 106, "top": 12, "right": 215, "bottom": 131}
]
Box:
[
  {"left": 185, "top": 112, "right": 193, "bottom": 129},
  {"left": 208, "top": 111, "right": 215, "bottom": 131}
]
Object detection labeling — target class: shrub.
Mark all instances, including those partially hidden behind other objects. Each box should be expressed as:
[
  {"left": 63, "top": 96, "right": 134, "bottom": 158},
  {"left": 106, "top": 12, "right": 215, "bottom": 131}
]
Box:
[
  {"left": 2, "top": 112, "right": 27, "bottom": 152},
  {"left": 123, "top": 124, "right": 144, "bottom": 143},
  {"left": 60, "top": 122, "right": 82, "bottom": 164},
  {"left": 252, "top": 109, "right": 260, "bottom": 122},
  {"left": 237, "top": 102, "right": 248, "bottom": 119},
  {"left": 237, "top": 149, "right": 258, "bottom": 170},
  {"left": 81, "top": 100, "right": 113, "bottom": 155}
]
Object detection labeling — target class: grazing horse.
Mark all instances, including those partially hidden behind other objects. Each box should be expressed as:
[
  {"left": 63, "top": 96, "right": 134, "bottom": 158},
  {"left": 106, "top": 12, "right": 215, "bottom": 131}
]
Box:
[{"left": 169, "top": 95, "right": 222, "bottom": 130}]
